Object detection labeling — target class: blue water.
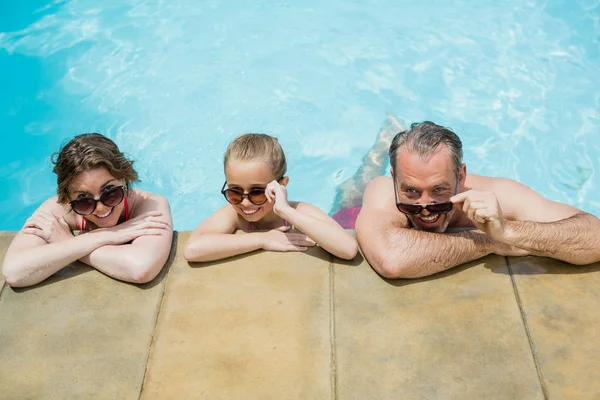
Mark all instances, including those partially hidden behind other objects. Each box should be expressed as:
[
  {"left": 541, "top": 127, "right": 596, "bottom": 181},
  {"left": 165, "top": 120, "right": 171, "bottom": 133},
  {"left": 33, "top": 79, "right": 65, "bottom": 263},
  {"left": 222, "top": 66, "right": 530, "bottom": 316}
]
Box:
[{"left": 1, "top": 0, "right": 599, "bottom": 231}]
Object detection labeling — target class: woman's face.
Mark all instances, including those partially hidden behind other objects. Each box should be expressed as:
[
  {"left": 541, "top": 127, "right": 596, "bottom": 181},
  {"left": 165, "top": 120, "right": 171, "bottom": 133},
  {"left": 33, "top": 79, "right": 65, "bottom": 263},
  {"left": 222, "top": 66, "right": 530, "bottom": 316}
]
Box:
[
  {"left": 224, "top": 160, "right": 278, "bottom": 223},
  {"left": 68, "top": 167, "right": 126, "bottom": 228}
]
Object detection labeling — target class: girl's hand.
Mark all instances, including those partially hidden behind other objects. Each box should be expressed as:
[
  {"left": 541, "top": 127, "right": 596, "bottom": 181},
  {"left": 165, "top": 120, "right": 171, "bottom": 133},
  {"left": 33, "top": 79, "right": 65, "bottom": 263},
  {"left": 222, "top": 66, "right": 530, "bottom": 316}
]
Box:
[
  {"left": 97, "top": 211, "right": 171, "bottom": 245},
  {"left": 260, "top": 225, "right": 316, "bottom": 252},
  {"left": 22, "top": 211, "right": 74, "bottom": 243},
  {"left": 265, "top": 180, "right": 291, "bottom": 216}
]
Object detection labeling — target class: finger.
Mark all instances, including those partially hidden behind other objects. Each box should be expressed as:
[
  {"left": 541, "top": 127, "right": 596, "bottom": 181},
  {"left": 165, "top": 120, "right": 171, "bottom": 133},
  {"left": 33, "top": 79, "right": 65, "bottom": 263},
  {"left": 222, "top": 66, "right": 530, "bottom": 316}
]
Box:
[
  {"left": 22, "top": 227, "right": 43, "bottom": 235},
  {"left": 285, "top": 245, "right": 308, "bottom": 252},
  {"left": 474, "top": 208, "right": 489, "bottom": 223},
  {"left": 22, "top": 228, "right": 46, "bottom": 240},
  {"left": 466, "top": 200, "right": 486, "bottom": 222},
  {"left": 141, "top": 221, "right": 170, "bottom": 230},
  {"left": 290, "top": 239, "right": 316, "bottom": 247},
  {"left": 275, "top": 225, "right": 291, "bottom": 232}
]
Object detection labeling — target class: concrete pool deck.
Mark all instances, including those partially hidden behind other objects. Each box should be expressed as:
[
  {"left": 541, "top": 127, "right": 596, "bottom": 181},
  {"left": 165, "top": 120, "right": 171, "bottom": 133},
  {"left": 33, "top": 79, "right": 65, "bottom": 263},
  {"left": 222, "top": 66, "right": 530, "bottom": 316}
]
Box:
[{"left": 0, "top": 230, "right": 599, "bottom": 399}]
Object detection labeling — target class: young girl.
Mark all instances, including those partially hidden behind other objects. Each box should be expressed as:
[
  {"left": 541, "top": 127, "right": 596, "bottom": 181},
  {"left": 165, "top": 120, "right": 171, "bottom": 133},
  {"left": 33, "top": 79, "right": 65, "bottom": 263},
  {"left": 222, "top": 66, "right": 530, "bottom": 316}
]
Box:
[
  {"left": 184, "top": 133, "right": 358, "bottom": 262},
  {"left": 2, "top": 133, "right": 173, "bottom": 287}
]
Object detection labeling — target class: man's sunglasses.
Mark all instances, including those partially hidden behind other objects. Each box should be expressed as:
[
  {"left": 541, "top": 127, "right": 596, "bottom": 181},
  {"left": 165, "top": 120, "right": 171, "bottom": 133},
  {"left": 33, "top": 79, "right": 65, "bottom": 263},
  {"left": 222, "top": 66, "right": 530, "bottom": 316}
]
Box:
[
  {"left": 395, "top": 201, "right": 454, "bottom": 215},
  {"left": 393, "top": 174, "right": 457, "bottom": 215},
  {"left": 70, "top": 185, "right": 126, "bottom": 216}
]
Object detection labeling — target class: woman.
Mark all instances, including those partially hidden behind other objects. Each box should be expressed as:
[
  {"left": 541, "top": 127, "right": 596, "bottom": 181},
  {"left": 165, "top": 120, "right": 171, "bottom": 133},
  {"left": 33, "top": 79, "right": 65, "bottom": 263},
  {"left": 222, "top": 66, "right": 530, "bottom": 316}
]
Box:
[{"left": 2, "top": 133, "right": 173, "bottom": 287}]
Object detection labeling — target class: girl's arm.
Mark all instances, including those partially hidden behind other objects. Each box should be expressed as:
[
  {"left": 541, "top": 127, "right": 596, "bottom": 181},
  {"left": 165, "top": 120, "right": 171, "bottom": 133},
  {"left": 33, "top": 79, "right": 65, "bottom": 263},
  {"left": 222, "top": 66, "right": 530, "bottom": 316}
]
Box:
[
  {"left": 184, "top": 205, "right": 316, "bottom": 262},
  {"left": 277, "top": 203, "right": 358, "bottom": 260},
  {"left": 77, "top": 193, "right": 173, "bottom": 283},
  {"left": 2, "top": 198, "right": 115, "bottom": 287},
  {"left": 266, "top": 181, "right": 358, "bottom": 260}
]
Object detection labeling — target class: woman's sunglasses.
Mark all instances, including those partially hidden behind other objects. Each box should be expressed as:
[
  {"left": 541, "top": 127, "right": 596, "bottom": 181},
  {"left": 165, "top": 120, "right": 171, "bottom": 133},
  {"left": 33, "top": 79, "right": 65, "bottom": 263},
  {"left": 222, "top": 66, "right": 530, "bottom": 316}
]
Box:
[{"left": 70, "top": 185, "right": 126, "bottom": 216}]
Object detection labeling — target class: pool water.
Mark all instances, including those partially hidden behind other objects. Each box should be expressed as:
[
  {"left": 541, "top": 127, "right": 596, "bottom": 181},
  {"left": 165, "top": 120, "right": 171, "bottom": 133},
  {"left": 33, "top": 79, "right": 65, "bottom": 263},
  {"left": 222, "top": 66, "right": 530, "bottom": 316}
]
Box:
[{"left": 1, "top": 0, "right": 599, "bottom": 231}]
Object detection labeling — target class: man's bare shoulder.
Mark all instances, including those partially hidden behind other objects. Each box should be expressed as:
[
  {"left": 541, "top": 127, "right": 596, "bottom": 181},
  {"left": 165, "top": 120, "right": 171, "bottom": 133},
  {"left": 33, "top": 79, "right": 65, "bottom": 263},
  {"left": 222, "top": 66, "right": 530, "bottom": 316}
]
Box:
[
  {"left": 464, "top": 173, "right": 581, "bottom": 221},
  {"left": 363, "top": 176, "right": 394, "bottom": 208}
]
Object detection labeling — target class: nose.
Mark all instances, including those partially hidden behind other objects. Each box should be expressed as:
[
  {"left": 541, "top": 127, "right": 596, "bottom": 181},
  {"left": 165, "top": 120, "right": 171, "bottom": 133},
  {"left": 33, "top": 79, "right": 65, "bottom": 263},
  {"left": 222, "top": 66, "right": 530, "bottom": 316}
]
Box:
[
  {"left": 419, "top": 194, "right": 434, "bottom": 215},
  {"left": 95, "top": 202, "right": 111, "bottom": 214},
  {"left": 240, "top": 196, "right": 252, "bottom": 206}
]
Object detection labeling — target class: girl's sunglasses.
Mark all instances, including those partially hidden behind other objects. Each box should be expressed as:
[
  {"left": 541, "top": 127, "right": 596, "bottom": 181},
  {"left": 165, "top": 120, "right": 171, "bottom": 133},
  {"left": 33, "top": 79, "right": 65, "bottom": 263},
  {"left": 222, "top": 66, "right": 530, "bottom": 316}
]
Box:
[
  {"left": 221, "top": 182, "right": 268, "bottom": 205},
  {"left": 69, "top": 185, "right": 126, "bottom": 216}
]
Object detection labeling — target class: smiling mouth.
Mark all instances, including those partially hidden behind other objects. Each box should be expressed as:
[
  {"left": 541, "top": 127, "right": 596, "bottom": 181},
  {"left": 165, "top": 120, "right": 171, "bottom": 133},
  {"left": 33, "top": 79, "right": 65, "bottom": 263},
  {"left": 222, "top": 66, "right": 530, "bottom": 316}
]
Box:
[
  {"left": 94, "top": 208, "right": 113, "bottom": 219},
  {"left": 241, "top": 208, "right": 260, "bottom": 215},
  {"left": 418, "top": 214, "right": 440, "bottom": 224}
]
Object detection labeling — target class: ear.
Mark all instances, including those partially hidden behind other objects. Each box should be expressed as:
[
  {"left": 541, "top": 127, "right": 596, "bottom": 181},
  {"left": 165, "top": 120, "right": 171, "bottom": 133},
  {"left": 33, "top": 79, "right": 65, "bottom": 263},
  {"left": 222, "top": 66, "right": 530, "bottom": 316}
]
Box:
[
  {"left": 280, "top": 176, "right": 290, "bottom": 186},
  {"left": 458, "top": 163, "right": 467, "bottom": 187}
]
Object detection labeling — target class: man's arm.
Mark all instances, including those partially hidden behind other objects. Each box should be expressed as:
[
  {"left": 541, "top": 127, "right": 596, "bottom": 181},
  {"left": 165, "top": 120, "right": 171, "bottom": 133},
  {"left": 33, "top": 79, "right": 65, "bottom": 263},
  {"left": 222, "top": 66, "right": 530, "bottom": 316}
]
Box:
[
  {"left": 355, "top": 177, "right": 520, "bottom": 279},
  {"left": 504, "top": 213, "right": 600, "bottom": 265},
  {"left": 453, "top": 178, "right": 600, "bottom": 266}
]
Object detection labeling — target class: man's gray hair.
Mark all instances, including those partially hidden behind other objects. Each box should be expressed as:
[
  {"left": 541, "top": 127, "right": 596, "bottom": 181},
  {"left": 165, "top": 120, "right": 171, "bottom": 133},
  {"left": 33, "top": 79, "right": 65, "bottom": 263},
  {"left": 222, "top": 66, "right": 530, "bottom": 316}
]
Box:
[{"left": 389, "top": 121, "right": 463, "bottom": 176}]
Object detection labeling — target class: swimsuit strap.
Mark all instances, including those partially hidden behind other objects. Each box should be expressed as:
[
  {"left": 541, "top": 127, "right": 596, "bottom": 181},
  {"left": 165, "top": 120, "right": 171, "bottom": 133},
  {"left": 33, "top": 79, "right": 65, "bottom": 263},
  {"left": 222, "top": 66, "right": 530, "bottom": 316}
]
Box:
[{"left": 124, "top": 195, "right": 129, "bottom": 221}]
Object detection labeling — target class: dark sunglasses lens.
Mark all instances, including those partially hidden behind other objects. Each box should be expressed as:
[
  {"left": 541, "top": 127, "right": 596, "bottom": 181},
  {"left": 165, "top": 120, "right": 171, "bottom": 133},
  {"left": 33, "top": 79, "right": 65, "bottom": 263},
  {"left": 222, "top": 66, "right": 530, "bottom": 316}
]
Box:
[
  {"left": 397, "top": 203, "right": 422, "bottom": 215},
  {"left": 101, "top": 187, "right": 125, "bottom": 207},
  {"left": 72, "top": 198, "right": 95, "bottom": 215},
  {"left": 224, "top": 189, "right": 243, "bottom": 204},
  {"left": 427, "top": 202, "right": 454, "bottom": 214},
  {"left": 248, "top": 190, "right": 267, "bottom": 205}
]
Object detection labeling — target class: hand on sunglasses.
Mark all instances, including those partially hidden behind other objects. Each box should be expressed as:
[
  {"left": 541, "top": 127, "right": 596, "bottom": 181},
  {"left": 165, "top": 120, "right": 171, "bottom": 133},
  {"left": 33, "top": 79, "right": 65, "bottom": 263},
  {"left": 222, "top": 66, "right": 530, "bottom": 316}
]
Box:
[
  {"left": 22, "top": 210, "right": 74, "bottom": 244},
  {"left": 265, "top": 180, "right": 291, "bottom": 216},
  {"left": 97, "top": 211, "right": 171, "bottom": 245},
  {"left": 260, "top": 225, "right": 316, "bottom": 252},
  {"left": 451, "top": 190, "right": 506, "bottom": 241}
]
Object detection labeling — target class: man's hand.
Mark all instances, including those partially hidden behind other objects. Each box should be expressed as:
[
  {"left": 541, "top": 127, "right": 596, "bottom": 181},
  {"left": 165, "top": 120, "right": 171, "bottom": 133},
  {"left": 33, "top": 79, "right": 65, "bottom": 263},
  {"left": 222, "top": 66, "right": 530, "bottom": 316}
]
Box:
[{"left": 451, "top": 190, "right": 508, "bottom": 242}]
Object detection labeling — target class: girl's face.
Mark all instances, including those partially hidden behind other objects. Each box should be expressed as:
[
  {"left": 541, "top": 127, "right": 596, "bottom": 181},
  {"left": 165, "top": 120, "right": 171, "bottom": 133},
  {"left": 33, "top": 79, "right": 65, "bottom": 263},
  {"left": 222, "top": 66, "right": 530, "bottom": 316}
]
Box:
[
  {"left": 224, "top": 160, "right": 280, "bottom": 223},
  {"left": 68, "top": 167, "right": 126, "bottom": 228}
]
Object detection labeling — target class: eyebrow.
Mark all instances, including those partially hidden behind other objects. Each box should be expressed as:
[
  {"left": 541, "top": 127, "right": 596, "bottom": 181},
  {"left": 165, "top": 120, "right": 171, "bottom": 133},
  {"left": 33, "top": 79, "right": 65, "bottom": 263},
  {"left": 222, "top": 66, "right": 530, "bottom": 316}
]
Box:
[{"left": 72, "top": 179, "right": 120, "bottom": 195}]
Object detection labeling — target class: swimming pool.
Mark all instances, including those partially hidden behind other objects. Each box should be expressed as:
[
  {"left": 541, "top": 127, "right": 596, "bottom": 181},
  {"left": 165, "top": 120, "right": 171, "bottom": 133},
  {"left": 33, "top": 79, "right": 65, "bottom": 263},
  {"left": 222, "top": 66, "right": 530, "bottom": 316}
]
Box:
[{"left": 1, "top": 0, "right": 599, "bottom": 231}]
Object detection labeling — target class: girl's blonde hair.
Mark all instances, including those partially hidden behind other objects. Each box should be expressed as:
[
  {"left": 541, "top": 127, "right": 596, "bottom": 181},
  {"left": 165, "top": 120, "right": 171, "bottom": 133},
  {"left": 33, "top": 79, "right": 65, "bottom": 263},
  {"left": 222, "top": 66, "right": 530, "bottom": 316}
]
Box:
[{"left": 224, "top": 133, "right": 287, "bottom": 179}]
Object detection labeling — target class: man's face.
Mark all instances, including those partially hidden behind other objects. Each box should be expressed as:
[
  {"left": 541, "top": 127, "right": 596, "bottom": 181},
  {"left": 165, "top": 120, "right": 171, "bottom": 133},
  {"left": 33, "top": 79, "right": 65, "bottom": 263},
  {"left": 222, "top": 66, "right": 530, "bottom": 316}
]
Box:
[{"left": 393, "top": 146, "right": 463, "bottom": 233}]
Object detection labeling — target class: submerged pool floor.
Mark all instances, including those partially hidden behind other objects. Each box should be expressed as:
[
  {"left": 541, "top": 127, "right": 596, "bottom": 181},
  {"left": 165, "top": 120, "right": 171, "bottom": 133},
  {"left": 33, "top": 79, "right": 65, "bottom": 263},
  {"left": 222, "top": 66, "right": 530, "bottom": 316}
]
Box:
[{"left": 0, "top": 231, "right": 599, "bottom": 399}]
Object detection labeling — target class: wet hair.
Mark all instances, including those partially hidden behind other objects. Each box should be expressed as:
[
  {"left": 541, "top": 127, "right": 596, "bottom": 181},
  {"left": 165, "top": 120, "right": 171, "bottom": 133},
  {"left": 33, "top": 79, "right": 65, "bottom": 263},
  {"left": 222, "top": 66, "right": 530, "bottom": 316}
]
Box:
[
  {"left": 52, "top": 133, "right": 139, "bottom": 204},
  {"left": 389, "top": 121, "right": 463, "bottom": 176},
  {"left": 224, "top": 133, "right": 287, "bottom": 179}
]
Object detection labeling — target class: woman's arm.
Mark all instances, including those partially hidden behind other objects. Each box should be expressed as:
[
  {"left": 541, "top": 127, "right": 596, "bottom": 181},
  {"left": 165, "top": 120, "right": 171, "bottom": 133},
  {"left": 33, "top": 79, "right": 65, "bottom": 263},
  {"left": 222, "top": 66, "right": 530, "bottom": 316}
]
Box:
[
  {"left": 77, "top": 193, "right": 173, "bottom": 283},
  {"left": 184, "top": 205, "right": 316, "bottom": 262},
  {"left": 2, "top": 198, "right": 114, "bottom": 287}
]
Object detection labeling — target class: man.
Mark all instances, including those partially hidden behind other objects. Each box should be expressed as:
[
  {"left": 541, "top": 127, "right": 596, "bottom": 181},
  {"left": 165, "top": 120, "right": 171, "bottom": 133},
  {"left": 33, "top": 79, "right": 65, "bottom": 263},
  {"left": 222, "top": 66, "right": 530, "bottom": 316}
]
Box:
[{"left": 355, "top": 121, "right": 600, "bottom": 279}]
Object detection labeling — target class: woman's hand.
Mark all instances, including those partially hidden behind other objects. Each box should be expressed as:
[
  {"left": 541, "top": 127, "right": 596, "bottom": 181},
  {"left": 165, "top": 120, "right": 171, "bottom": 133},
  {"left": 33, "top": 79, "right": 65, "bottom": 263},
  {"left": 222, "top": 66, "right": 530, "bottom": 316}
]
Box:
[
  {"left": 96, "top": 211, "right": 171, "bottom": 245},
  {"left": 260, "top": 225, "right": 316, "bottom": 252},
  {"left": 22, "top": 211, "right": 74, "bottom": 243},
  {"left": 265, "top": 180, "right": 291, "bottom": 216}
]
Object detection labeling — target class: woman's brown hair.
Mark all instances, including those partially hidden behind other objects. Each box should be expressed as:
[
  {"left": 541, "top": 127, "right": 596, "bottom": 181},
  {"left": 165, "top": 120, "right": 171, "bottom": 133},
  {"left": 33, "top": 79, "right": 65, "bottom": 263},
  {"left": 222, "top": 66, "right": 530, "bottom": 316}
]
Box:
[
  {"left": 52, "top": 133, "right": 139, "bottom": 204},
  {"left": 224, "top": 133, "right": 287, "bottom": 179}
]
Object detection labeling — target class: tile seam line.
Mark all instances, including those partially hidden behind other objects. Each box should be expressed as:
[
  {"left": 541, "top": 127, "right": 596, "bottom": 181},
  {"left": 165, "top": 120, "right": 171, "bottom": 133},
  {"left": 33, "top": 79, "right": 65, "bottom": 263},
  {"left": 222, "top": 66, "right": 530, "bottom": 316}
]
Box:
[
  {"left": 506, "top": 256, "right": 549, "bottom": 400},
  {"left": 329, "top": 254, "right": 337, "bottom": 400},
  {"left": 137, "top": 241, "right": 177, "bottom": 399}
]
